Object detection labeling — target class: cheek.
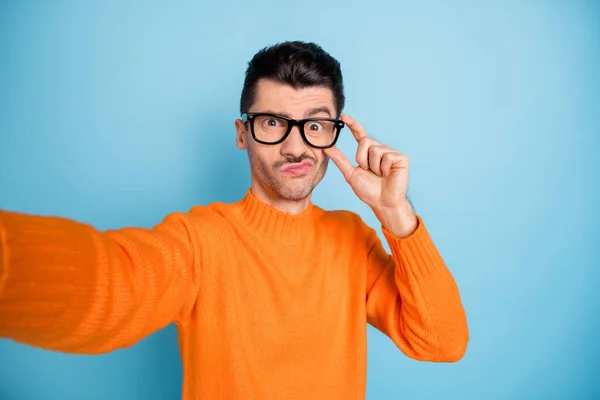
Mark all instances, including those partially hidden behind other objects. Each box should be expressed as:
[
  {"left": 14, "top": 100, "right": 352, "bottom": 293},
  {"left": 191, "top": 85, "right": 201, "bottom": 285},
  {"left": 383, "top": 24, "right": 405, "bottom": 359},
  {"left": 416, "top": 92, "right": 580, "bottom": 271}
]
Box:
[
  {"left": 248, "top": 144, "right": 276, "bottom": 169},
  {"left": 315, "top": 152, "right": 327, "bottom": 167},
  {"left": 314, "top": 153, "right": 329, "bottom": 175}
]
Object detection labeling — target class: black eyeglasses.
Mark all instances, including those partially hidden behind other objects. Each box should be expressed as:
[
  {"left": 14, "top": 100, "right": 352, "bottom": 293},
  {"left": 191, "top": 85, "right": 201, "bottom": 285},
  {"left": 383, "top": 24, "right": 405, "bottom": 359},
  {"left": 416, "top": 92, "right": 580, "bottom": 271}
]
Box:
[{"left": 241, "top": 112, "right": 345, "bottom": 149}]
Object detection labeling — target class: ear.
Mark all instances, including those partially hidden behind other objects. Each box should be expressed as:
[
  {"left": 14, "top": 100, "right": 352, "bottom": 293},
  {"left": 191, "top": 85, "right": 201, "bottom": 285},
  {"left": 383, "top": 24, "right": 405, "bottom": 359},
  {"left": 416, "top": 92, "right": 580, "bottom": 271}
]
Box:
[{"left": 234, "top": 119, "right": 248, "bottom": 150}]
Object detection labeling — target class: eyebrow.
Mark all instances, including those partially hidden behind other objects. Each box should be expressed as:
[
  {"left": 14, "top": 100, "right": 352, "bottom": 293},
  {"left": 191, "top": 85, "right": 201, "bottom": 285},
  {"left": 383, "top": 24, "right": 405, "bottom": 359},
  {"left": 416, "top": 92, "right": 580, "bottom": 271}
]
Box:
[
  {"left": 260, "top": 107, "right": 333, "bottom": 119},
  {"left": 305, "top": 107, "right": 332, "bottom": 118}
]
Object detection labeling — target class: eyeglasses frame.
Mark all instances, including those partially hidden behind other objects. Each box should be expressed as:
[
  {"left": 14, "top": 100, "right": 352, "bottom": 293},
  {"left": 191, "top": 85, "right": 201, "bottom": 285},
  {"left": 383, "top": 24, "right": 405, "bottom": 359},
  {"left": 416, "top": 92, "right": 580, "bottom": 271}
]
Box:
[{"left": 241, "top": 112, "right": 346, "bottom": 149}]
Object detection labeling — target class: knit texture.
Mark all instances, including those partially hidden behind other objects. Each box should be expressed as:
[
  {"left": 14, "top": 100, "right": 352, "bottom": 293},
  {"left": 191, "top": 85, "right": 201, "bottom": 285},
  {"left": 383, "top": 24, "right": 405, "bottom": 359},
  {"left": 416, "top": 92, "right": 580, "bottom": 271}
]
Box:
[{"left": 0, "top": 189, "right": 468, "bottom": 399}]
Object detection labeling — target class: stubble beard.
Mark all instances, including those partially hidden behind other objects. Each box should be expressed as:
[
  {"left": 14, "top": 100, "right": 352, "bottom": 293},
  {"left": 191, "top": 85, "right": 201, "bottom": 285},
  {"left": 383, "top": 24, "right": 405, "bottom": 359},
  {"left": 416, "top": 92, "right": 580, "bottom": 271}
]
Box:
[{"left": 248, "top": 148, "right": 329, "bottom": 202}]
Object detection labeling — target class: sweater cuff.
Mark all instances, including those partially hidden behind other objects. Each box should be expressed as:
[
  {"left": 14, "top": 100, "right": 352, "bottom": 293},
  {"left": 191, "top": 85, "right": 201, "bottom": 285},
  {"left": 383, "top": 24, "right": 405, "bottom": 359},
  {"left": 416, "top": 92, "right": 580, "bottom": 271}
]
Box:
[{"left": 381, "top": 215, "right": 447, "bottom": 281}]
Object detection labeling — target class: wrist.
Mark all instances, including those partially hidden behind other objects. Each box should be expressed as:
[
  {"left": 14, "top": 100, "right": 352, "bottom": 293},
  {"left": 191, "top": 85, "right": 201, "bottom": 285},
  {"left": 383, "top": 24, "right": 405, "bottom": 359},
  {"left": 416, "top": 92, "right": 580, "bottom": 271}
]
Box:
[{"left": 372, "top": 200, "right": 418, "bottom": 238}]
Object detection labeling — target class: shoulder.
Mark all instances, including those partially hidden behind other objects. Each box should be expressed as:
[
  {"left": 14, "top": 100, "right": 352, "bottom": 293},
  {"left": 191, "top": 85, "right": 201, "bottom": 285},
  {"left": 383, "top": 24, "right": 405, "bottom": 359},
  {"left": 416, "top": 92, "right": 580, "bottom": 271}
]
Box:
[
  {"left": 315, "top": 207, "right": 376, "bottom": 238},
  {"left": 152, "top": 201, "right": 235, "bottom": 238}
]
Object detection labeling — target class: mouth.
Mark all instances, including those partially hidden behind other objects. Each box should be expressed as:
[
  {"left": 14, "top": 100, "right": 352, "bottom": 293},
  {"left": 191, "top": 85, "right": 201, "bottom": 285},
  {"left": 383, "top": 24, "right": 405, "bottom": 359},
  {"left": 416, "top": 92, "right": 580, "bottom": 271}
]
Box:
[{"left": 279, "top": 160, "right": 314, "bottom": 177}]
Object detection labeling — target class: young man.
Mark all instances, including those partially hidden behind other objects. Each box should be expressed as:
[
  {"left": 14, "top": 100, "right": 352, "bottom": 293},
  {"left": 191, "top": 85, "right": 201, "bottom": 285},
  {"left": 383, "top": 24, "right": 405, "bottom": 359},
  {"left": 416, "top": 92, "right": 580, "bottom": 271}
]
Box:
[{"left": 0, "top": 41, "right": 468, "bottom": 399}]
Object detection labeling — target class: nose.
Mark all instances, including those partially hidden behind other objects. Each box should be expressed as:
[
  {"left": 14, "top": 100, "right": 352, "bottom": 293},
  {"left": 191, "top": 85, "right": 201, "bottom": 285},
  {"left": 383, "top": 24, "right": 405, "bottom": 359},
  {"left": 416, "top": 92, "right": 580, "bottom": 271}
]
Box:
[{"left": 280, "top": 125, "right": 309, "bottom": 158}]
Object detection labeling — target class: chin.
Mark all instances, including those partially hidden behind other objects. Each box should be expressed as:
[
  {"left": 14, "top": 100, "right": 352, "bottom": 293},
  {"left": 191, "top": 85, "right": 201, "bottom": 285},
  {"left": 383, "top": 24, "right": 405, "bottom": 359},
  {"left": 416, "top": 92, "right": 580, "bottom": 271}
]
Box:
[
  {"left": 274, "top": 171, "right": 322, "bottom": 199},
  {"left": 276, "top": 168, "right": 328, "bottom": 201},
  {"left": 274, "top": 183, "right": 314, "bottom": 201}
]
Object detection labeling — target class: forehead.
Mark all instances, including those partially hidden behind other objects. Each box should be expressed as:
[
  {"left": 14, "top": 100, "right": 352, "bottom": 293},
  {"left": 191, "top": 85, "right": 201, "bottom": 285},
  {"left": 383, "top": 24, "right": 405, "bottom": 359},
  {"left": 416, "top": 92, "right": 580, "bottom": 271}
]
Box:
[{"left": 252, "top": 79, "right": 335, "bottom": 117}]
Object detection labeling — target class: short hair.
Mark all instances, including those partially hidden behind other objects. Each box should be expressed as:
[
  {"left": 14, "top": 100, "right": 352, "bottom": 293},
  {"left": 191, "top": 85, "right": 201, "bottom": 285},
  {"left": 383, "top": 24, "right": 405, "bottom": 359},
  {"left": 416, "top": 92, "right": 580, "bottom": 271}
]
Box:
[{"left": 240, "top": 41, "right": 345, "bottom": 117}]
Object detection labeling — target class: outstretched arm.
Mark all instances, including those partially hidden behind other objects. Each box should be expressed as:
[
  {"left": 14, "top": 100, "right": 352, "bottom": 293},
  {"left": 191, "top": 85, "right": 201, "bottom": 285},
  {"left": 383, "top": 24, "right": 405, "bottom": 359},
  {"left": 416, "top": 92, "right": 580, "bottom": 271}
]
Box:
[{"left": 0, "top": 209, "right": 202, "bottom": 354}]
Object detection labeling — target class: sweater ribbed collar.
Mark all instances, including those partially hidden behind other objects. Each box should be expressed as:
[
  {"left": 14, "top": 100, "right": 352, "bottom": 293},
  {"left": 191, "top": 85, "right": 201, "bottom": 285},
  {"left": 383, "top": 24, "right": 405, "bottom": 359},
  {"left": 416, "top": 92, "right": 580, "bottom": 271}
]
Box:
[{"left": 237, "top": 189, "right": 319, "bottom": 245}]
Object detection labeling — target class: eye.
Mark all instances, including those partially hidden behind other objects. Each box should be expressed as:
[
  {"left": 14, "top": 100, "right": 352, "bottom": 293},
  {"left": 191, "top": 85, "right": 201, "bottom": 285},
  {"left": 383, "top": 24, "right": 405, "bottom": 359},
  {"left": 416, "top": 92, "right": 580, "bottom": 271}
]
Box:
[
  {"left": 307, "top": 122, "right": 324, "bottom": 131},
  {"left": 266, "top": 118, "right": 281, "bottom": 127}
]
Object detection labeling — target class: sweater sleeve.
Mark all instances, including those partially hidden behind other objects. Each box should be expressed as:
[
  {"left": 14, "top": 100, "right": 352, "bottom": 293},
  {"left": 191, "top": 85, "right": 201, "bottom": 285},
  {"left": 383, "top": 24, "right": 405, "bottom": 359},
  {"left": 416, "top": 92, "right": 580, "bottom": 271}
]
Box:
[
  {"left": 0, "top": 209, "right": 202, "bottom": 354},
  {"left": 364, "top": 215, "right": 469, "bottom": 362}
]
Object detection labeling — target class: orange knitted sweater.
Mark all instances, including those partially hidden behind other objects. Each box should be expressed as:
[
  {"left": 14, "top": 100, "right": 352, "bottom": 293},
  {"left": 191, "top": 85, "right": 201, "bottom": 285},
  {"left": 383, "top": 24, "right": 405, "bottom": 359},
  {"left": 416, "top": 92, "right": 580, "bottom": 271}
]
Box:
[{"left": 0, "top": 189, "right": 468, "bottom": 399}]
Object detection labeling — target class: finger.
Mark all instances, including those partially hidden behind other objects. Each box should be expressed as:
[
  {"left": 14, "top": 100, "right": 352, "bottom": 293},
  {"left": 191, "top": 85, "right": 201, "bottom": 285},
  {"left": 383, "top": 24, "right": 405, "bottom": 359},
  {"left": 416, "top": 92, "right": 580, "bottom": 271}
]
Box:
[
  {"left": 381, "top": 152, "right": 409, "bottom": 177},
  {"left": 323, "top": 146, "right": 355, "bottom": 182},
  {"left": 356, "top": 139, "right": 386, "bottom": 171},
  {"left": 381, "top": 151, "right": 400, "bottom": 177},
  {"left": 342, "top": 115, "right": 368, "bottom": 142},
  {"left": 355, "top": 137, "right": 372, "bottom": 170},
  {"left": 368, "top": 145, "right": 390, "bottom": 177}
]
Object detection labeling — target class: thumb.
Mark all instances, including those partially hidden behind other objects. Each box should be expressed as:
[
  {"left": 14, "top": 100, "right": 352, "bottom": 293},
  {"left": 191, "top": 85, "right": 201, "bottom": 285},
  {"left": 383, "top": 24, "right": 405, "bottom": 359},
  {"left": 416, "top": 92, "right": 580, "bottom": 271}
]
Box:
[{"left": 324, "top": 146, "right": 354, "bottom": 182}]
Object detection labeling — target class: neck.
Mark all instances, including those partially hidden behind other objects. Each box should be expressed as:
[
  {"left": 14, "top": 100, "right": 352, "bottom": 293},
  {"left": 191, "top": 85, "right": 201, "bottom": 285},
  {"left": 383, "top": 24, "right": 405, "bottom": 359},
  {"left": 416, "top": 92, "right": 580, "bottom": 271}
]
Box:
[
  {"left": 237, "top": 186, "right": 318, "bottom": 245},
  {"left": 250, "top": 183, "right": 312, "bottom": 216}
]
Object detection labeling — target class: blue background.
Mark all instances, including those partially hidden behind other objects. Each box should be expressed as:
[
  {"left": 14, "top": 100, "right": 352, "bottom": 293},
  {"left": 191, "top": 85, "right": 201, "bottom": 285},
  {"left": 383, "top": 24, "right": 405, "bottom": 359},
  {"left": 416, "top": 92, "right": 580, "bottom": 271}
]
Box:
[{"left": 0, "top": 1, "right": 598, "bottom": 399}]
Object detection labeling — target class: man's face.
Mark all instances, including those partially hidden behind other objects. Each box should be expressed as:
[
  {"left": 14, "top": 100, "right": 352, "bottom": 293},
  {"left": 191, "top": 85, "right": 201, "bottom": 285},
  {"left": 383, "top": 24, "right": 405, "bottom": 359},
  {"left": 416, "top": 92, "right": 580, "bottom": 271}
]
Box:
[{"left": 235, "top": 79, "right": 336, "bottom": 202}]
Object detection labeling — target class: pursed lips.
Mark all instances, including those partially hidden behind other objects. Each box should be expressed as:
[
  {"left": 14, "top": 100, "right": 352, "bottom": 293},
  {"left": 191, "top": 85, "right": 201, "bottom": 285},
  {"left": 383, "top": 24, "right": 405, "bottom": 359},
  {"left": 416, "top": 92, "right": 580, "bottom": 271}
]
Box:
[{"left": 279, "top": 160, "right": 314, "bottom": 172}]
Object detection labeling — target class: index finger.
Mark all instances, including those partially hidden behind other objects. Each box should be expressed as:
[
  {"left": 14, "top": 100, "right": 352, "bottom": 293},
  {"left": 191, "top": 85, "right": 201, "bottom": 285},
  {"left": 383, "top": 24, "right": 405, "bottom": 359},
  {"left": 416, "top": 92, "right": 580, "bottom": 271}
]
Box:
[{"left": 342, "top": 114, "right": 369, "bottom": 142}]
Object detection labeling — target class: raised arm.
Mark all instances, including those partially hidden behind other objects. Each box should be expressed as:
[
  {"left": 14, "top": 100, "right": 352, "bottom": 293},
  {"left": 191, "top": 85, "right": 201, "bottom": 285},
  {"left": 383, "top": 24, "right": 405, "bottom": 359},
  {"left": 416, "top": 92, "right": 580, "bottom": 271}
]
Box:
[
  {"left": 364, "top": 217, "right": 469, "bottom": 362},
  {"left": 0, "top": 209, "right": 202, "bottom": 354},
  {"left": 323, "top": 114, "right": 469, "bottom": 362}
]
